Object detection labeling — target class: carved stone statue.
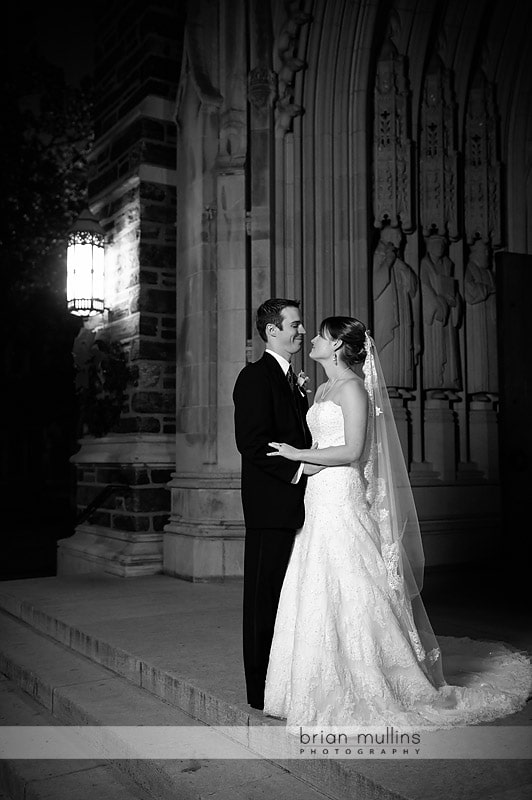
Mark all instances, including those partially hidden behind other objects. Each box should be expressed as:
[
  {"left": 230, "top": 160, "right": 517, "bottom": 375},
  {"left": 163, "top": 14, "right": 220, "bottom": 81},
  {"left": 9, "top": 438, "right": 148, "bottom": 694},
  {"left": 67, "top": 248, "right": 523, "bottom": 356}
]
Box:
[
  {"left": 274, "top": 2, "right": 311, "bottom": 137},
  {"left": 420, "top": 235, "right": 462, "bottom": 394},
  {"left": 373, "top": 225, "right": 420, "bottom": 391},
  {"left": 464, "top": 239, "right": 498, "bottom": 397}
]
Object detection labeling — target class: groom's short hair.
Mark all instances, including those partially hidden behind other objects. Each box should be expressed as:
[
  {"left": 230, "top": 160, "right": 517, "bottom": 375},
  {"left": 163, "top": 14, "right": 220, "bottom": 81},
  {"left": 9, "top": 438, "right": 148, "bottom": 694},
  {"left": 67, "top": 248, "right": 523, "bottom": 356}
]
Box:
[{"left": 256, "top": 298, "right": 300, "bottom": 342}]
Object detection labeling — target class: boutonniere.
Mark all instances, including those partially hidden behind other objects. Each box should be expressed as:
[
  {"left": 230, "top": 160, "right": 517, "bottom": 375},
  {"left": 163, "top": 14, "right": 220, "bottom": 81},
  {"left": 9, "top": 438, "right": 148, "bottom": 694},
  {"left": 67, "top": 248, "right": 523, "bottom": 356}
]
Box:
[{"left": 297, "top": 371, "right": 311, "bottom": 395}]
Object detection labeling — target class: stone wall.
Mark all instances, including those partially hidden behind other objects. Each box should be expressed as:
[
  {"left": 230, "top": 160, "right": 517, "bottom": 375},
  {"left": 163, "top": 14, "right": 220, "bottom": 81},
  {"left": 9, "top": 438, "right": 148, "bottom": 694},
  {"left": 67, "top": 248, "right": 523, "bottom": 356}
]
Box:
[{"left": 58, "top": 0, "right": 184, "bottom": 576}]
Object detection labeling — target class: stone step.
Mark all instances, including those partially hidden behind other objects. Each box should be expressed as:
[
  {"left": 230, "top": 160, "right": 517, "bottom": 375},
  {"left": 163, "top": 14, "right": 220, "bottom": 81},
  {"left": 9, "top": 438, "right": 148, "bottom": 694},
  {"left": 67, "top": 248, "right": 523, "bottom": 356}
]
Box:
[
  {"left": 0, "top": 575, "right": 530, "bottom": 800},
  {"left": 0, "top": 675, "right": 156, "bottom": 800},
  {"left": 0, "top": 613, "right": 335, "bottom": 800},
  {"left": 0, "top": 579, "right": 405, "bottom": 800}
]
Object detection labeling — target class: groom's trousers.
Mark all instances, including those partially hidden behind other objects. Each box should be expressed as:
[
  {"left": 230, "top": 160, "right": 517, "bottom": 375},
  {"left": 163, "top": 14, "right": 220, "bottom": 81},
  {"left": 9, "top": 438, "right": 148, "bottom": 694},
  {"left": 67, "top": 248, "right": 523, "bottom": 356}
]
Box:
[{"left": 243, "top": 527, "right": 296, "bottom": 709}]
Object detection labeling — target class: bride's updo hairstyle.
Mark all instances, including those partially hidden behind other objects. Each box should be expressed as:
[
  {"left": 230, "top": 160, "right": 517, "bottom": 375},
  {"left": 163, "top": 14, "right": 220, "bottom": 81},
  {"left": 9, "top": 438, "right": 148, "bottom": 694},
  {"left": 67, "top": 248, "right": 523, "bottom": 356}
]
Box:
[{"left": 320, "top": 316, "right": 367, "bottom": 367}]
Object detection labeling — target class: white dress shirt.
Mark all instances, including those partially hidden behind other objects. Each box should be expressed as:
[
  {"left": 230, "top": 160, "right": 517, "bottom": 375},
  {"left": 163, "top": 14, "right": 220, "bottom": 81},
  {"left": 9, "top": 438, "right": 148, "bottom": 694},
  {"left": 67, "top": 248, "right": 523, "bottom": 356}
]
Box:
[{"left": 265, "top": 349, "right": 304, "bottom": 484}]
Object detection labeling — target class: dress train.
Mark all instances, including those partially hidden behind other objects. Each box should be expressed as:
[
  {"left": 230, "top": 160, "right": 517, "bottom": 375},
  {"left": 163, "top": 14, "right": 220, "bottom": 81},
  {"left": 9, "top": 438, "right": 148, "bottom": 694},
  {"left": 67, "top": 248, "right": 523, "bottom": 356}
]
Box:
[{"left": 264, "top": 401, "right": 531, "bottom": 728}]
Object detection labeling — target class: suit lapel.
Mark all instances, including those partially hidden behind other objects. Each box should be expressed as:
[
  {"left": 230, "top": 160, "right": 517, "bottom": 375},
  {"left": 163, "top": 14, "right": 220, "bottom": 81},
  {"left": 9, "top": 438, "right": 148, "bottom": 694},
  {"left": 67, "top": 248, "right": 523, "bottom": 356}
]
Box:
[
  {"left": 261, "top": 353, "right": 293, "bottom": 408},
  {"left": 261, "top": 353, "right": 308, "bottom": 438}
]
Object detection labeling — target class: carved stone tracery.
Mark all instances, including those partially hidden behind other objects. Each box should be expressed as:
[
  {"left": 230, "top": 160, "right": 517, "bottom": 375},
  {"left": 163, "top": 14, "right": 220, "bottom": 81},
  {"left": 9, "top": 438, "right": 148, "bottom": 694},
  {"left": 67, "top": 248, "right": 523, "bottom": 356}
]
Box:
[
  {"left": 247, "top": 67, "right": 277, "bottom": 112},
  {"left": 464, "top": 68, "right": 502, "bottom": 246},
  {"left": 373, "top": 29, "right": 414, "bottom": 232},
  {"left": 419, "top": 53, "right": 459, "bottom": 240}
]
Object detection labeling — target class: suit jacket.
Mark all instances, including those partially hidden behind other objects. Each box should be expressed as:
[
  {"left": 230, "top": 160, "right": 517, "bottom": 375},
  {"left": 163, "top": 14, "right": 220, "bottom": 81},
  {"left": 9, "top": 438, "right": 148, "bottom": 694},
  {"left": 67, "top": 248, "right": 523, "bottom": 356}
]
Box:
[{"left": 233, "top": 352, "right": 312, "bottom": 529}]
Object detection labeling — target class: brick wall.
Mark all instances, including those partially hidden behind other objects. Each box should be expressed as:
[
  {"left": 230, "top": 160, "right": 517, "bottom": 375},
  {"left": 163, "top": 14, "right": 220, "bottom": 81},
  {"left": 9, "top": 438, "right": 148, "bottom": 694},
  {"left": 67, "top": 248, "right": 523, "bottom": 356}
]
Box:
[
  {"left": 76, "top": 464, "right": 173, "bottom": 535},
  {"left": 71, "top": 0, "right": 184, "bottom": 550}
]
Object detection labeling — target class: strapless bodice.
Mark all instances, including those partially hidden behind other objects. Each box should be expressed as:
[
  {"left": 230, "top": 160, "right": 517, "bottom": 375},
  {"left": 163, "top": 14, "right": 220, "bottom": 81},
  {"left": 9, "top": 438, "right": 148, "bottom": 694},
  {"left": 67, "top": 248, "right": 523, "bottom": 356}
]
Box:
[{"left": 306, "top": 400, "right": 345, "bottom": 447}]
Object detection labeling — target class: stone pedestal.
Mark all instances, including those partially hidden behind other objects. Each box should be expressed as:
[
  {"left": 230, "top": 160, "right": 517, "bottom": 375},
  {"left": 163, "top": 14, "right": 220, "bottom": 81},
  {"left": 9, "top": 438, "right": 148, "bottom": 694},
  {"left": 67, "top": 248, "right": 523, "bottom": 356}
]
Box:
[
  {"left": 57, "top": 524, "right": 163, "bottom": 577},
  {"left": 390, "top": 397, "right": 409, "bottom": 465},
  {"left": 468, "top": 400, "right": 499, "bottom": 482},
  {"left": 409, "top": 460, "right": 441, "bottom": 485},
  {"left": 456, "top": 461, "right": 485, "bottom": 484},
  {"left": 57, "top": 434, "right": 174, "bottom": 577},
  {"left": 423, "top": 398, "right": 457, "bottom": 483},
  {"left": 163, "top": 473, "right": 243, "bottom": 581}
]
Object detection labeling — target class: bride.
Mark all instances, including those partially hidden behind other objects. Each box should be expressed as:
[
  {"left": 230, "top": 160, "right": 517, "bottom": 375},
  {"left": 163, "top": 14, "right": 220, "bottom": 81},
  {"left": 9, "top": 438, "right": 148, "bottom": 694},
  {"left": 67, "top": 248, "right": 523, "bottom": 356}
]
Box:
[{"left": 264, "top": 316, "right": 531, "bottom": 728}]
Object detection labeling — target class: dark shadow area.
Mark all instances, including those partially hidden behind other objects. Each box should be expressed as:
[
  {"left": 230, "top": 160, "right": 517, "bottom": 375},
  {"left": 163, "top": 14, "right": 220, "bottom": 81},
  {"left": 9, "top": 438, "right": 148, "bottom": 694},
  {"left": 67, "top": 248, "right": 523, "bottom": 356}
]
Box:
[
  {"left": 0, "top": 292, "right": 81, "bottom": 580},
  {"left": 422, "top": 559, "right": 530, "bottom": 651}
]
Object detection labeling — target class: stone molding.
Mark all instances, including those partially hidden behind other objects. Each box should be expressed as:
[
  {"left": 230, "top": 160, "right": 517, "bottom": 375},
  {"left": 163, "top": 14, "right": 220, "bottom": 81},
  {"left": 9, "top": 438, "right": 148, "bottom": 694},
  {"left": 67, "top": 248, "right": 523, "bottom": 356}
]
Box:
[
  {"left": 90, "top": 96, "right": 178, "bottom": 160},
  {"left": 71, "top": 434, "right": 176, "bottom": 465},
  {"left": 167, "top": 472, "right": 241, "bottom": 489}
]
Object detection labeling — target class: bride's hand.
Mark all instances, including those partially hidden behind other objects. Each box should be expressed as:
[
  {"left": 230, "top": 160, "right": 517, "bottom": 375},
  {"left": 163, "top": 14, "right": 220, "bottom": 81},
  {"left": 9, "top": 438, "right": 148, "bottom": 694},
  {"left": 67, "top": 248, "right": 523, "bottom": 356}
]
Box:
[{"left": 267, "top": 442, "right": 301, "bottom": 460}]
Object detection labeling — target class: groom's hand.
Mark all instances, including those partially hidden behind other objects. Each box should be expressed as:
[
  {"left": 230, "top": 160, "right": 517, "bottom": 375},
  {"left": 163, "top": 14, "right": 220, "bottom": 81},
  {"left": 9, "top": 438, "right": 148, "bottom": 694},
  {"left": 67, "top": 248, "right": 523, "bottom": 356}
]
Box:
[
  {"left": 267, "top": 438, "right": 319, "bottom": 461},
  {"left": 267, "top": 442, "right": 300, "bottom": 461}
]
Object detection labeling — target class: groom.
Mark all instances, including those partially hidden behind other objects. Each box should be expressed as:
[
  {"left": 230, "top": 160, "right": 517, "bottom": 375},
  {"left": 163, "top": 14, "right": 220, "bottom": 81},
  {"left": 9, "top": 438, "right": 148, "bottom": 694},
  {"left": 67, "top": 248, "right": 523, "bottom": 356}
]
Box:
[{"left": 233, "top": 298, "right": 312, "bottom": 710}]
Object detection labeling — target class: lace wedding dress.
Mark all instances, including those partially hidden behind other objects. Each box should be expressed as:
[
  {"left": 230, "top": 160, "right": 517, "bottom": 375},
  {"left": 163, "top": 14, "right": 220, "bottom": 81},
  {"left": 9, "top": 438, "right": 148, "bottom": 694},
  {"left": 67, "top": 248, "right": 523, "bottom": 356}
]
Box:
[{"left": 264, "top": 400, "right": 531, "bottom": 728}]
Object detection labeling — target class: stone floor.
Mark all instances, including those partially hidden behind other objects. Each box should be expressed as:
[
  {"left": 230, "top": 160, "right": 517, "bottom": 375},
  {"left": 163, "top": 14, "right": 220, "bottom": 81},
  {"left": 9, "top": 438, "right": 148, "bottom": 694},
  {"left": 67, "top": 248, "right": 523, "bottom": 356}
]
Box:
[{"left": 0, "top": 566, "right": 530, "bottom": 799}]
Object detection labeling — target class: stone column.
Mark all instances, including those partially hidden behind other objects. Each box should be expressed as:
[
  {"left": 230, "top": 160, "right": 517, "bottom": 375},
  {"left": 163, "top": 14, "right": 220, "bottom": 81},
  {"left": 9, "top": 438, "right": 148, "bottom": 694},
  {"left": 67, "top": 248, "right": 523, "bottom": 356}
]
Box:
[
  {"left": 163, "top": 163, "right": 247, "bottom": 580},
  {"left": 163, "top": 0, "right": 248, "bottom": 580}
]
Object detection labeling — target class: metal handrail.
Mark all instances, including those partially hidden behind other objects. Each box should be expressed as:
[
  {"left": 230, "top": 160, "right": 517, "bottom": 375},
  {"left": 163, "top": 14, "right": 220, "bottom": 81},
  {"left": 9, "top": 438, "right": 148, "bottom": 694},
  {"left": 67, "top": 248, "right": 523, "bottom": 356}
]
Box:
[{"left": 76, "top": 484, "right": 131, "bottom": 526}]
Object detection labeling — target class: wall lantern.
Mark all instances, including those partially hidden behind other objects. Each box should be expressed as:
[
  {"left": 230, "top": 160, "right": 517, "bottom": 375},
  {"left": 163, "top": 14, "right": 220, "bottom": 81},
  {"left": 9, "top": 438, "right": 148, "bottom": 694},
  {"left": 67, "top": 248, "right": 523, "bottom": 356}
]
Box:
[{"left": 66, "top": 208, "right": 106, "bottom": 316}]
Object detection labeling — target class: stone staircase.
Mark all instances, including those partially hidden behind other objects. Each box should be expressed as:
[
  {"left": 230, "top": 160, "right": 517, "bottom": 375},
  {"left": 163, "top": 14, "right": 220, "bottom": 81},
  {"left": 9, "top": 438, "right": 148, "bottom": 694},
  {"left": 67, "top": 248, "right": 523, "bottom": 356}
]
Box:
[
  {"left": 0, "top": 612, "right": 336, "bottom": 800},
  {"left": 0, "top": 574, "right": 530, "bottom": 800}
]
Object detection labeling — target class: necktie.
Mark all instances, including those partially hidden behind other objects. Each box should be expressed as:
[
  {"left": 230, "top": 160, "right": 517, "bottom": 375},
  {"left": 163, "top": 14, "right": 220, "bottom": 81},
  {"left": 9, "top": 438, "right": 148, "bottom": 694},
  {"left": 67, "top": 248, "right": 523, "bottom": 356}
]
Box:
[
  {"left": 288, "top": 366, "right": 306, "bottom": 437},
  {"left": 287, "top": 366, "right": 298, "bottom": 396}
]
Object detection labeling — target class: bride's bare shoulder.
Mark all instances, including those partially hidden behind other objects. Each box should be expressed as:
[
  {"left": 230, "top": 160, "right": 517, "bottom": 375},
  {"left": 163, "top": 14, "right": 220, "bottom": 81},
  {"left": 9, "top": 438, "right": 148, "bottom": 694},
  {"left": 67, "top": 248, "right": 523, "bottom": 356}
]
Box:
[{"left": 337, "top": 376, "right": 368, "bottom": 406}]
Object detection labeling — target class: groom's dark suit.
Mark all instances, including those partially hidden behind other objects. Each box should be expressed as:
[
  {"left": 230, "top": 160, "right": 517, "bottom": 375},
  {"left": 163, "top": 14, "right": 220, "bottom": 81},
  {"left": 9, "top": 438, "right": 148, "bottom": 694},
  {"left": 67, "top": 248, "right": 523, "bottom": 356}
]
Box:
[{"left": 233, "top": 352, "right": 312, "bottom": 708}]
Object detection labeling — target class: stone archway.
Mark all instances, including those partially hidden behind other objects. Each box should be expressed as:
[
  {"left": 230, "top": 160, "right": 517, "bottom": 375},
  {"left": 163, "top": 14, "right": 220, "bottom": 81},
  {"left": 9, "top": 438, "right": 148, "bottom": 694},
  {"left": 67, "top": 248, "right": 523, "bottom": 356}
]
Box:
[{"left": 165, "top": 0, "right": 532, "bottom": 580}]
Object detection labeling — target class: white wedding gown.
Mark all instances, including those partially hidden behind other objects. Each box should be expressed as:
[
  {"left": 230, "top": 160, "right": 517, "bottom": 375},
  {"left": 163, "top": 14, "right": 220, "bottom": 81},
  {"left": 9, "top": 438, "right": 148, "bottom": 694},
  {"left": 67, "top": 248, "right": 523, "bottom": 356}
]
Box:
[{"left": 264, "top": 400, "right": 532, "bottom": 728}]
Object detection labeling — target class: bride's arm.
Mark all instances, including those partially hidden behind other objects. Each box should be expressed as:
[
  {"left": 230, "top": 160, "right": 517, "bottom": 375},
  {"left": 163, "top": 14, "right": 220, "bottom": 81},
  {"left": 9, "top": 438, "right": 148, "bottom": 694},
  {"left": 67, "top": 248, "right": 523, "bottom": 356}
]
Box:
[
  {"left": 300, "top": 382, "right": 326, "bottom": 474},
  {"left": 268, "top": 381, "right": 368, "bottom": 466}
]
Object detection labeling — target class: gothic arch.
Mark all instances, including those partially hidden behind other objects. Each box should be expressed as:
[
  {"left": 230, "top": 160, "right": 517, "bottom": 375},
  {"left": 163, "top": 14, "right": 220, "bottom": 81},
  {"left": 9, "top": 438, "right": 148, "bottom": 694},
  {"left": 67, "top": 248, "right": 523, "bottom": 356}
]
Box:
[
  {"left": 272, "top": 0, "right": 381, "bottom": 339},
  {"left": 269, "top": 0, "right": 531, "bottom": 482}
]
